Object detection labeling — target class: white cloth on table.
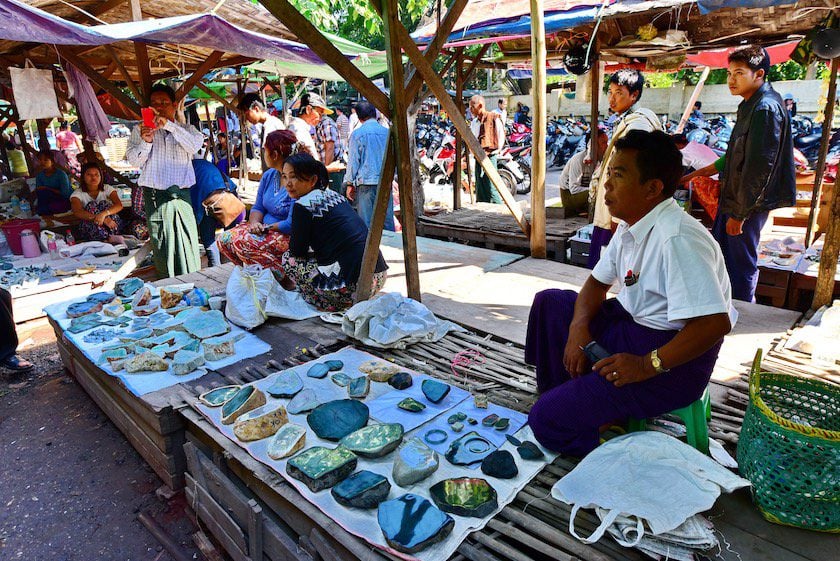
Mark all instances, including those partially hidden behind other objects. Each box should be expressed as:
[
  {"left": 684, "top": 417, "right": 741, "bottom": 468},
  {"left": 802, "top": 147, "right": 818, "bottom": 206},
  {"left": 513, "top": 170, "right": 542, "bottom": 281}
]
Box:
[
  {"left": 592, "top": 198, "right": 737, "bottom": 331},
  {"left": 126, "top": 120, "right": 204, "bottom": 190},
  {"left": 59, "top": 241, "right": 118, "bottom": 258}
]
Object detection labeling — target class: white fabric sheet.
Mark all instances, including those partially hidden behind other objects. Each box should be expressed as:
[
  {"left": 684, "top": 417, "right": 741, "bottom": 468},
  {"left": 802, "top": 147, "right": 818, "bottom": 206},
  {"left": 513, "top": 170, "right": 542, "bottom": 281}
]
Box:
[{"left": 195, "top": 347, "right": 554, "bottom": 561}]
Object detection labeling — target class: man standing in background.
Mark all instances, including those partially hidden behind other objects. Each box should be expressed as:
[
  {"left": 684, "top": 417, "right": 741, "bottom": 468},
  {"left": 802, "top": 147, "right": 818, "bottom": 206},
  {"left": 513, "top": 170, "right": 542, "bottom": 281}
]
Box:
[
  {"left": 469, "top": 95, "right": 505, "bottom": 204},
  {"left": 344, "top": 101, "right": 394, "bottom": 231},
  {"left": 335, "top": 106, "right": 351, "bottom": 148}
]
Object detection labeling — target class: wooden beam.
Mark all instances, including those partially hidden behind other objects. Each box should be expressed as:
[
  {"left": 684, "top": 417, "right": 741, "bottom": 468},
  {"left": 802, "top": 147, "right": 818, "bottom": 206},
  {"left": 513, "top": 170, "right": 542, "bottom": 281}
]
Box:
[
  {"left": 588, "top": 46, "right": 601, "bottom": 207},
  {"left": 460, "top": 43, "right": 492, "bottom": 83},
  {"left": 530, "top": 0, "right": 547, "bottom": 258},
  {"left": 129, "top": 0, "right": 152, "bottom": 104},
  {"left": 453, "top": 47, "right": 465, "bottom": 210},
  {"left": 104, "top": 46, "right": 143, "bottom": 101},
  {"left": 382, "top": 0, "right": 421, "bottom": 301},
  {"left": 257, "top": 0, "right": 389, "bottom": 116},
  {"left": 811, "top": 56, "right": 840, "bottom": 310},
  {"left": 175, "top": 51, "right": 225, "bottom": 102},
  {"left": 195, "top": 83, "right": 236, "bottom": 113},
  {"left": 675, "top": 66, "right": 710, "bottom": 134},
  {"left": 58, "top": 48, "right": 141, "bottom": 118},
  {"left": 101, "top": 60, "right": 119, "bottom": 81},
  {"left": 391, "top": 16, "right": 530, "bottom": 235}
]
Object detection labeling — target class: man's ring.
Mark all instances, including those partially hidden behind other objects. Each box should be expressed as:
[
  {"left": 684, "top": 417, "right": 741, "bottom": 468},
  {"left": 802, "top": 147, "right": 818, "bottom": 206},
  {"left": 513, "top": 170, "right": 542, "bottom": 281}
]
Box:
[{"left": 611, "top": 372, "right": 618, "bottom": 379}]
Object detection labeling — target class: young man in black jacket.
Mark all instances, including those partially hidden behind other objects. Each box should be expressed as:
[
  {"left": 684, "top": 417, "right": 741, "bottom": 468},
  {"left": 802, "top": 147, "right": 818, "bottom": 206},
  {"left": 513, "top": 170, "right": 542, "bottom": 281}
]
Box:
[{"left": 714, "top": 45, "right": 795, "bottom": 302}]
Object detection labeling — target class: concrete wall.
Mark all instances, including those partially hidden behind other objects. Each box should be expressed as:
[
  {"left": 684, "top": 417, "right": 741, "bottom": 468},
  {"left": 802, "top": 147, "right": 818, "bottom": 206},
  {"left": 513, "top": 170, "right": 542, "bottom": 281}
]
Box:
[{"left": 505, "top": 79, "right": 822, "bottom": 120}]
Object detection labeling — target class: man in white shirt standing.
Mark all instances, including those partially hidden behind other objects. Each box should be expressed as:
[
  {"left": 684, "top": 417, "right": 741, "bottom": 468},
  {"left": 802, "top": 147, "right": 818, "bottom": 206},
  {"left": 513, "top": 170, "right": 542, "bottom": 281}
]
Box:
[
  {"left": 238, "top": 93, "right": 285, "bottom": 171},
  {"left": 126, "top": 84, "right": 204, "bottom": 277},
  {"left": 559, "top": 128, "right": 608, "bottom": 215},
  {"left": 525, "top": 130, "right": 735, "bottom": 456}
]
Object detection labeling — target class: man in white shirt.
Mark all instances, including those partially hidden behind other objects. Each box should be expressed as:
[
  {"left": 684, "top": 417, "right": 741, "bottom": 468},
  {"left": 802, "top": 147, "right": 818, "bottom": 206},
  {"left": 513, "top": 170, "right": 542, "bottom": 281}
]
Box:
[
  {"left": 494, "top": 98, "right": 508, "bottom": 118},
  {"left": 559, "top": 128, "right": 608, "bottom": 215},
  {"left": 238, "top": 93, "right": 285, "bottom": 171},
  {"left": 126, "top": 84, "right": 204, "bottom": 277},
  {"left": 525, "top": 130, "right": 735, "bottom": 456}
]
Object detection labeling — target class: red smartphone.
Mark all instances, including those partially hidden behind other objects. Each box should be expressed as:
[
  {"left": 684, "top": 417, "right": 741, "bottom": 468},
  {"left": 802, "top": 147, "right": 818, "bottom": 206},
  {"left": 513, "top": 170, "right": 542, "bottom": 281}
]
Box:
[{"left": 141, "top": 107, "right": 156, "bottom": 129}]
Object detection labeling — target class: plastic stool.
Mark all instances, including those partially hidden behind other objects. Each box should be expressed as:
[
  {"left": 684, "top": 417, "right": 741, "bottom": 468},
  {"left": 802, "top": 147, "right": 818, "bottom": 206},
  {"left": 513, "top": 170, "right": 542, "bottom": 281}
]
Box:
[{"left": 627, "top": 388, "right": 711, "bottom": 454}]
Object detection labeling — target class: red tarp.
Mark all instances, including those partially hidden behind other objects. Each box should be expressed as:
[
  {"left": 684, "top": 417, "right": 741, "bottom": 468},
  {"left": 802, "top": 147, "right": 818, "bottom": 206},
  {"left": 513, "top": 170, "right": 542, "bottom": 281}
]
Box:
[{"left": 685, "top": 40, "right": 798, "bottom": 68}]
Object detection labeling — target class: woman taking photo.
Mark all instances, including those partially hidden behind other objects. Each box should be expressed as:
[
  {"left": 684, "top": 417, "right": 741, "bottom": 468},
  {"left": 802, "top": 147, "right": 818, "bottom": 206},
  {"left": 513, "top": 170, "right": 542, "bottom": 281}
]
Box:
[
  {"left": 281, "top": 154, "right": 387, "bottom": 311},
  {"left": 217, "top": 130, "right": 311, "bottom": 270},
  {"left": 70, "top": 162, "right": 125, "bottom": 243}
]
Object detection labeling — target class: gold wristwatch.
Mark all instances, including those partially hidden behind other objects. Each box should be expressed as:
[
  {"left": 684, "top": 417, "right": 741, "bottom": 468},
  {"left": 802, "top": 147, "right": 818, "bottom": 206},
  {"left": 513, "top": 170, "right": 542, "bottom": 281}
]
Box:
[{"left": 650, "top": 349, "right": 669, "bottom": 374}]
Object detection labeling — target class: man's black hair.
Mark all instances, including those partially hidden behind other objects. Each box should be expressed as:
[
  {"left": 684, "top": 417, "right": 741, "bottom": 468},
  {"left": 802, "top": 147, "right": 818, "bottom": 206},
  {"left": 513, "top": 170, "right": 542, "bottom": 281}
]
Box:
[
  {"left": 355, "top": 101, "right": 377, "bottom": 121},
  {"left": 614, "top": 130, "right": 683, "bottom": 197},
  {"left": 608, "top": 69, "right": 645, "bottom": 102},
  {"left": 671, "top": 133, "right": 688, "bottom": 147},
  {"left": 237, "top": 93, "right": 263, "bottom": 112},
  {"left": 693, "top": 101, "right": 702, "bottom": 109},
  {"left": 149, "top": 83, "right": 176, "bottom": 102},
  {"left": 728, "top": 45, "right": 771, "bottom": 79}
]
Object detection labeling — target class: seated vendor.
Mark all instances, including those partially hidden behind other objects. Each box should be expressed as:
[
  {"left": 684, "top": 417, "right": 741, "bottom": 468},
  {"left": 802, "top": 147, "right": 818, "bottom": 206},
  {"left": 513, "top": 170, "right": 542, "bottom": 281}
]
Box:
[
  {"left": 280, "top": 154, "right": 387, "bottom": 311},
  {"left": 189, "top": 159, "right": 243, "bottom": 267},
  {"left": 525, "top": 130, "right": 736, "bottom": 457},
  {"left": 70, "top": 162, "right": 125, "bottom": 244},
  {"left": 34, "top": 151, "right": 73, "bottom": 215},
  {"left": 217, "top": 130, "right": 311, "bottom": 271}
]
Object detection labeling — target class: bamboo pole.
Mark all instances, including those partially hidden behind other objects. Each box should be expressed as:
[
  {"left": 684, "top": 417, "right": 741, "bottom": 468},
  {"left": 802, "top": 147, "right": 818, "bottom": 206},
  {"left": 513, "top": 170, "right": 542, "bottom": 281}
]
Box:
[
  {"left": 280, "top": 76, "right": 288, "bottom": 125},
  {"left": 675, "top": 66, "right": 710, "bottom": 134},
  {"left": 811, "top": 57, "right": 840, "bottom": 309},
  {"left": 530, "top": 0, "right": 547, "bottom": 258},
  {"left": 806, "top": 56, "right": 839, "bottom": 248}
]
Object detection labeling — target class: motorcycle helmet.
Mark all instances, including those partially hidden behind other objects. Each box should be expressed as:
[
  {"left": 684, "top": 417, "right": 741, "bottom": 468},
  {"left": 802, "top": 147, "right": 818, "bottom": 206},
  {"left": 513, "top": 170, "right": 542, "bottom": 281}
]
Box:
[
  {"left": 813, "top": 27, "right": 840, "bottom": 60},
  {"left": 563, "top": 44, "right": 592, "bottom": 75}
]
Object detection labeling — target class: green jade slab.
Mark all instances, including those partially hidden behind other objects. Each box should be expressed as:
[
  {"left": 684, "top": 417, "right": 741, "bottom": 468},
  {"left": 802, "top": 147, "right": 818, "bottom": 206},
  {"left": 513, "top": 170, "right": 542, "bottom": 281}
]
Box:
[
  {"left": 307, "top": 399, "right": 369, "bottom": 441},
  {"left": 267, "top": 423, "right": 307, "bottom": 460},
  {"left": 430, "top": 477, "right": 499, "bottom": 518},
  {"left": 339, "top": 423, "right": 404, "bottom": 458},
  {"left": 286, "top": 446, "right": 357, "bottom": 492},
  {"left": 183, "top": 310, "right": 229, "bottom": 339},
  {"left": 199, "top": 385, "right": 241, "bottom": 407},
  {"left": 331, "top": 470, "right": 391, "bottom": 509},
  {"left": 398, "top": 398, "right": 426, "bottom": 412},
  {"left": 348, "top": 376, "right": 370, "bottom": 399}
]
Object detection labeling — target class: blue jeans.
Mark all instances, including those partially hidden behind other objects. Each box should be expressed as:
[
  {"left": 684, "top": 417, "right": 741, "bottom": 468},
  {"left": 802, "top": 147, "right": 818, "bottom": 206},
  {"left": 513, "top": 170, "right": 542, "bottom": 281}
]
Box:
[{"left": 356, "top": 184, "right": 395, "bottom": 232}]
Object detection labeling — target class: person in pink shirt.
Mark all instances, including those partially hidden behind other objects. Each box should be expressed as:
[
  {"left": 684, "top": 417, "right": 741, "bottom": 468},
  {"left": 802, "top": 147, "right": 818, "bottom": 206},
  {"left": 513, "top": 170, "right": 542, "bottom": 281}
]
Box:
[{"left": 55, "top": 121, "right": 83, "bottom": 174}]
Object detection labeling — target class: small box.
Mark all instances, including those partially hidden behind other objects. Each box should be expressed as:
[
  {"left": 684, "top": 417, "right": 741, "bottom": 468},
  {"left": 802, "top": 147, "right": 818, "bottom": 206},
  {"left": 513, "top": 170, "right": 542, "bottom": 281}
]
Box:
[{"left": 569, "top": 236, "right": 590, "bottom": 267}]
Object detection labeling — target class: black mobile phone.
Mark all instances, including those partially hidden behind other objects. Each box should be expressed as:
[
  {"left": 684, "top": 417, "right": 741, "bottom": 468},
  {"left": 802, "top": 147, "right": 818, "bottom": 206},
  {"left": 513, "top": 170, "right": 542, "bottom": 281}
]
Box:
[{"left": 582, "top": 341, "right": 612, "bottom": 363}]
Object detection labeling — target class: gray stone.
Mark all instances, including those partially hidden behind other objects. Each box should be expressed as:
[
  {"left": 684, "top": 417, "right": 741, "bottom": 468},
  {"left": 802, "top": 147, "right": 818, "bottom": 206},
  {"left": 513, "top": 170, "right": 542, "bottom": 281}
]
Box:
[
  {"left": 267, "top": 371, "right": 303, "bottom": 398},
  {"left": 287, "top": 389, "right": 320, "bottom": 415},
  {"left": 392, "top": 438, "right": 439, "bottom": 487}
]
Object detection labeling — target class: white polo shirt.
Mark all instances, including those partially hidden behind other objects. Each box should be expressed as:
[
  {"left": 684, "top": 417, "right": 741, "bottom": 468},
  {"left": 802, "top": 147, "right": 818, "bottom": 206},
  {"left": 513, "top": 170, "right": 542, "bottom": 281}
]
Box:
[{"left": 592, "top": 198, "right": 738, "bottom": 331}]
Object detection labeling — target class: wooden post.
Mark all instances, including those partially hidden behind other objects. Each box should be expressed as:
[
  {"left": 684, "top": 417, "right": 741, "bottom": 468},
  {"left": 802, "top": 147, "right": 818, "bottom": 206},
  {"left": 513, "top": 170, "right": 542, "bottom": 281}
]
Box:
[
  {"left": 453, "top": 48, "right": 464, "bottom": 210},
  {"left": 810, "top": 57, "right": 840, "bottom": 310},
  {"left": 237, "top": 80, "right": 248, "bottom": 189},
  {"left": 280, "top": 76, "right": 288, "bottom": 125},
  {"left": 675, "top": 66, "right": 710, "bottom": 134},
  {"left": 174, "top": 51, "right": 225, "bottom": 102},
  {"left": 806, "top": 56, "right": 839, "bottom": 248},
  {"left": 204, "top": 102, "right": 219, "bottom": 164},
  {"left": 36, "top": 119, "right": 50, "bottom": 152},
  {"left": 382, "top": 0, "right": 421, "bottom": 301},
  {"left": 59, "top": 49, "right": 142, "bottom": 117},
  {"left": 129, "top": 0, "right": 151, "bottom": 104},
  {"left": 588, "top": 55, "right": 601, "bottom": 218},
  {"left": 104, "top": 45, "right": 143, "bottom": 102},
  {"left": 529, "top": 0, "right": 547, "bottom": 258}
]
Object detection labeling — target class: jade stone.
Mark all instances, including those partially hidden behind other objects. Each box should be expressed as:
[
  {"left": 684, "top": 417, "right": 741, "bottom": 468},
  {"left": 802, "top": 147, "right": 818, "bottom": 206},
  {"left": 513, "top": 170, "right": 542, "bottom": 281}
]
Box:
[
  {"left": 131, "top": 286, "right": 152, "bottom": 308},
  {"left": 287, "top": 389, "right": 320, "bottom": 415},
  {"left": 221, "top": 386, "right": 267, "bottom": 425},
  {"left": 331, "top": 373, "right": 351, "bottom": 387},
  {"left": 474, "top": 395, "right": 489, "bottom": 409},
  {"left": 467, "top": 418, "right": 477, "bottom": 425},
  {"left": 377, "top": 494, "right": 454, "bottom": 554},
  {"left": 137, "top": 332, "right": 176, "bottom": 349},
  {"left": 131, "top": 317, "right": 150, "bottom": 331},
  {"left": 124, "top": 351, "right": 168, "bottom": 373},
  {"left": 445, "top": 432, "right": 495, "bottom": 466},
  {"left": 481, "top": 450, "right": 519, "bottom": 479},
  {"left": 505, "top": 434, "right": 523, "bottom": 447},
  {"left": 388, "top": 372, "right": 413, "bottom": 390},
  {"left": 203, "top": 332, "right": 245, "bottom": 361},
  {"left": 307, "top": 400, "right": 369, "bottom": 441},
  {"left": 83, "top": 328, "right": 121, "bottom": 344},
  {"left": 267, "top": 423, "right": 307, "bottom": 460},
  {"left": 171, "top": 350, "right": 206, "bottom": 376},
  {"left": 447, "top": 412, "right": 467, "bottom": 424},
  {"left": 67, "top": 300, "right": 103, "bottom": 318},
  {"left": 392, "top": 438, "right": 439, "bottom": 487},
  {"left": 340, "top": 423, "right": 404, "bottom": 458},
  {"left": 87, "top": 292, "right": 117, "bottom": 305},
  {"left": 199, "top": 385, "right": 241, "bottom": 407},
  {"left": 233, "top": 403, "right": 288, "bottom": 442},
  {"left": 517, "top": 441, "right": 545, "bottom": 461},
  {"left": 98, "top": 348, "right": 128, "bottom": 364},
  {"left": 133, "top": 303, "right": 160, "bottom": 317},
  {"left": 451, "top": 421, "right": 464, "bottom": 433},
  {"left": 115, "top": 278, "right": 143, "bottom": 298},
  {"left": 494, "top": 418, "right": 510, "bottom": 431},
  {"left": 307, "top": 363, "right": 330, "bottom": 379},
  {"left": 324, "top": 359, "right": 344, "bottom": 371},
  {"left": 119, "top": 328, "right": 152, "bottom": 343},
  {"left": 430, "top": 477, "right": 499, "bottom": 518},
  {"left": 286, "top": 446, "right": 357, "bottom": 492},
  {"left": 183, "top": 310, "right": 229, "bottom": 340},
  {"left": 347, "top": 376, "right": 370, "bottom": 399},
  {"left": 421, "top": 379, "right": 450, "bottom": 404},
  {"left": 481, "top": 414, "right": 500, "bottom": 427},
  {"left": 267, "top": 371, "right": 303, "bottom": 398},
  {"left": 331, "top": 470, "right": 391, "bottom": 509},
  {"left": 398, "top": 397, "right": 426, "bottom": 412},
  {"left": 67, "top": 314, "right": 103, "bottom": 333},
  {"left": 359, "top": 360, "right": 400, "bottom": 383},
  {"left": 102, "top": 302, "right": 124, "bottom": 318}
]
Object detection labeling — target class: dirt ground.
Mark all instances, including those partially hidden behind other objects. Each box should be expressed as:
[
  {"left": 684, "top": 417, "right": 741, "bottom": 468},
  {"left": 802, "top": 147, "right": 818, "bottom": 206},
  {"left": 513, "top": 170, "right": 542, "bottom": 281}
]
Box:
[{"left": 0, "top": 318, "right": 200, "bottom": 561}]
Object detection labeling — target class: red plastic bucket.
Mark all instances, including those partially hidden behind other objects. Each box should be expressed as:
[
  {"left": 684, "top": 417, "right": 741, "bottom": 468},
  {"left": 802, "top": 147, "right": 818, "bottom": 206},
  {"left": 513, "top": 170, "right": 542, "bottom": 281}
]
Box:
[{"left": 1, "top": 218, "right": 41, "bottom": 255}]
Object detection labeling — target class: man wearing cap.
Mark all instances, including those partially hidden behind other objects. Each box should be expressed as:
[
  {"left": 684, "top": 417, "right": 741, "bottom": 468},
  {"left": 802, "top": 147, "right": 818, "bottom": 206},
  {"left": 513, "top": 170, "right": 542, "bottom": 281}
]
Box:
[{"left": 297, "top": 92, "right": 347, "bottom": 194}]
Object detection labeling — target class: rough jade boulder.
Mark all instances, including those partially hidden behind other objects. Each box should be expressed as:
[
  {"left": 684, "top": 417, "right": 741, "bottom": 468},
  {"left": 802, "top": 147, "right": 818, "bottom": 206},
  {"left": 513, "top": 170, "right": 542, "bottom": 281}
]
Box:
[
  {"left": 286, "top": 446, "right": 357, "bottom": 492},
  {"left": 221, "top": 386, "right": 267, "bottom": 425},
  {"left": 124, "top": 351, "right": 168, "bottom": 374},
  {"left": 392, "top": 438, "right": 439, "bottom": 487},
  {"left": 331, "top": 470, "right": 391, "bottom": 509},
  {"left": 359, "top": 360, "right": 400, "bottom": 383},
  {"left": 267, "top": 371, "right": 304, "bottom": 398},
  {"left": 287, "top": 389, "right": 320, "bottom": 415},
  {"left": 171, "top": 350, "right": 205, "bottom": 376},
  {"left": 480, "top": 450, "right": 519, "bottom": 479},
  {"left": 387, "top": 372, "right": 413, "bottom": 390},
  {"left": 267, "top": 423, "right": 307, "bottom": 460},
  {"left": 233, "top": 403, "right": 288, "bottom": 442},
  {"left": 421, "top": 379, "right": 450, "bottom": 404},
  {"left": 307, "top": 400, "right": 369, "bottom": 441},
  {"left": 339, "top": 423, "right": 404, "bottom": 458},
  {"left": 429, "top": 477, "right": 499, "bottom": 518}
]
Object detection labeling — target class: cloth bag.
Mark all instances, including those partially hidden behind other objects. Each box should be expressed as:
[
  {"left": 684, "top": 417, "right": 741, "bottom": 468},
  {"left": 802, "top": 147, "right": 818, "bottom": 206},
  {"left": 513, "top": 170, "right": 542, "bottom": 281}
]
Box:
[
  {"left": 225, "top": 264, "right": 318, "bottom": 329},
  {"left": 552, "top": 431, "right": 750, "bottom": 544},
  {"left": 10, "top": 61, "right": 61, "bottom": 120},
  {"left": 341, "top": 292, "right": 464, "bottom": 349}
]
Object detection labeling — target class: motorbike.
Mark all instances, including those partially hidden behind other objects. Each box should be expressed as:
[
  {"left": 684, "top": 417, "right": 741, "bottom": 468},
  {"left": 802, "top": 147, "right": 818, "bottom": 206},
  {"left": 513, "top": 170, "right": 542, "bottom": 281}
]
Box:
[{"left": 497, "top": 148, "right": 531, "bottom": 195}]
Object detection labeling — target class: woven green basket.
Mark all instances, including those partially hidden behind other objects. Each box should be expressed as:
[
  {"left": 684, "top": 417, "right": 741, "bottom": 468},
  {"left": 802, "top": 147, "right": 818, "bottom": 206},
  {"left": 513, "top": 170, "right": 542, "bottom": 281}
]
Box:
[{"left": 737, "top": 349, "right": 840, "bottom": 532}]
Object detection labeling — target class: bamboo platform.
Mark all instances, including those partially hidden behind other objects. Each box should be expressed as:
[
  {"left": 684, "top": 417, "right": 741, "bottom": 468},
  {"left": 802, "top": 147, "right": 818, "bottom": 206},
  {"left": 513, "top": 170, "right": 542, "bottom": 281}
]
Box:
[{"left": 419, "top": 203, "right": 587, "bottom": 261}]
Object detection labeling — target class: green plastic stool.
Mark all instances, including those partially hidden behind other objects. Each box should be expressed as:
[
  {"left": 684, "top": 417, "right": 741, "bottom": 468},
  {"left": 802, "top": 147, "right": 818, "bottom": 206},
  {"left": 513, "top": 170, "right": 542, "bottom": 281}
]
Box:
[{"left": 627, "top": 388, "right": 711, "bottom": 454}]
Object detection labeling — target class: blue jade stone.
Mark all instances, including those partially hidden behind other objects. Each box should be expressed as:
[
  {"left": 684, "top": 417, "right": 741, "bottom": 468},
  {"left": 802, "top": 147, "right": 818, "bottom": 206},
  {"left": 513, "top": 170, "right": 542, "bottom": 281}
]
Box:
[
  {"left": 388, "top": 372, "right": 413, "bottom": 390},
  {"left": 267, "top": 371, "right": 304, "bottom": 398},
  {"left": 307, "top": 363, "right": 330, "bottom": 379},
  {"left": 307, "top": 399, "right": 369, "bottom": 441},
  {"left": 331, "top": 470, "right": 391, "bottom": 509},
  {"left": 377, "top": 494, "right": 454, "bottom": 554},
  {"left": 421, "top": 379, "right": 450, "bottom": 404},
  {"left": 324, "top": 359, "right": 344, "bottom": 371}
]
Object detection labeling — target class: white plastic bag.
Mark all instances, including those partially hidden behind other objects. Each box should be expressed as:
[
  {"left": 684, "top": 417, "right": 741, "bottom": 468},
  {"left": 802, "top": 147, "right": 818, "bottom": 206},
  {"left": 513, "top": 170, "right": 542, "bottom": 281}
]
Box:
[
  {"left": 10, "top": 61, "right": 61, "bottom": 120},
  {"left": 264, "top": 281, "right": 319, "bottom": 320},
  {"left": 224, "top": 265, "right": 276, "bottom": 330}
]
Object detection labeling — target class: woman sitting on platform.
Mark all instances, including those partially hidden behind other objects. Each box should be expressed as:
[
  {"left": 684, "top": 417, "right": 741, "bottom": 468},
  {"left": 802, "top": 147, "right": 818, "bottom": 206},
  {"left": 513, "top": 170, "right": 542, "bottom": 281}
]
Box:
[
  {"left": 70, "top": 162, "right": 125, "bottom": 243},
  {"left": 281, "top": 154, "right": 387, "bottom": 311},
  {"left": 34, "top": 151, "right": 73, "bottom": 215},
  {"left": 217, "top": 130, "right": 310, "bottom": 271}
]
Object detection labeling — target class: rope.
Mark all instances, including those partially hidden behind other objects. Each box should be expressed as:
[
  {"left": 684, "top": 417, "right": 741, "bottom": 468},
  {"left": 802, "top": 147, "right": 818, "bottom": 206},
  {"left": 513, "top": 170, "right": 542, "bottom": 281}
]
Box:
[{"left": 450, "top": 348, "right": 486, "bottom": 380}]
